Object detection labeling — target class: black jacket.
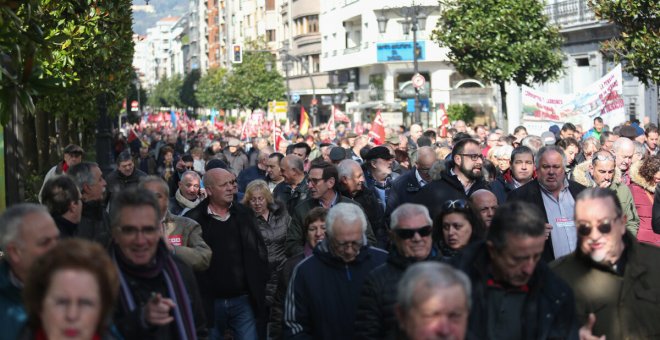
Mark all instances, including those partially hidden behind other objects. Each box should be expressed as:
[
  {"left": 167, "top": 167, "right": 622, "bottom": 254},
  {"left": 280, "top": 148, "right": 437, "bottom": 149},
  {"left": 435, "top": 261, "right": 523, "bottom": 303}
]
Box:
[
  {"left": 354, "top": 248, "right": 442, "bottom": 340},
  {"left": 273, "top": 178, "right": 309, "bottom": 216},
  {"left": 410, "top": 164, "right": 489, "bottom": 219},
  {"left": 78, "top": 200, "right": 112, "bottom": 248},
  {"left": 453, "top": 241, "right": 579, "bottom": 340},
  {"left": 506, "top": 179, "right": 586, "bottom": 262},
  {"left": 184, "top": 199, "right": 269, "bottom": 319},
  {"left": 386, "top": 166, "right": 424, "bottom": 215},
  {"left": 237, "top": 165, "right": 267, "bottom": 194},
  {"left": 339, "top": 184, "right": 388, "bottom": 248}
]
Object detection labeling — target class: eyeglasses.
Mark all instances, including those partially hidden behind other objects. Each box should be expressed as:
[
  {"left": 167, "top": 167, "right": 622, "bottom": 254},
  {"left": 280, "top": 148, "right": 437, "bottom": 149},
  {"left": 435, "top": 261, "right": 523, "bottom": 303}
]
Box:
[
  {"left": 458, "top": 153, "right": 484, "bottom": 161},
  {"left": 443, "top": 199, "right": 468, "bottom": 210},
  {"left": 577, "top": 217, "right": 618, "bottom": 236},
  {"left": 250, "top": 196, "right": 266, "bottom": 204},
  {"left": 118, "top": 225, "right": 159, "bottom": 238},
  {"left": 308, "top": 177, "right": 325, "bottom": 185},
  {"left": 333, "top": 240, "right": 363, "bottom": 250},
  {"left": 393, "top": 225, "right": 432, "bottom": 239}
]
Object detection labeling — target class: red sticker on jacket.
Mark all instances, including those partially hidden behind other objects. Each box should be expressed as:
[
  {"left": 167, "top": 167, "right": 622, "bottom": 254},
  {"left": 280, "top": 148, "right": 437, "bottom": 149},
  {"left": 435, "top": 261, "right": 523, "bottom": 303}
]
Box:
[{"left": 168, "top": 235, "right": 183, "bottom": 246}]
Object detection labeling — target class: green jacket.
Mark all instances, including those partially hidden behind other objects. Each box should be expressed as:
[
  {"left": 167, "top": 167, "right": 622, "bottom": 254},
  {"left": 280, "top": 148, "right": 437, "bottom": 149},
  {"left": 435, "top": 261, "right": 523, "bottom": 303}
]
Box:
[
  {"left": 571, "top": 160, "right": 639, "bottom": 235},
  {"left": 551, "top": 233, "right": 660, "bottom": 339},
  {"left": 284, "top": 193, "right": 377, "bottom": 257}
]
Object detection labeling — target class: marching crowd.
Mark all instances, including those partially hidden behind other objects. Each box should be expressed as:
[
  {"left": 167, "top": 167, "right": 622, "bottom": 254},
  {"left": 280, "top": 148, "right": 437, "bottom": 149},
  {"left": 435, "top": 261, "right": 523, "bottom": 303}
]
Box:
[{"left": 2, "top": 116, "right": 660, "bottom": 339}]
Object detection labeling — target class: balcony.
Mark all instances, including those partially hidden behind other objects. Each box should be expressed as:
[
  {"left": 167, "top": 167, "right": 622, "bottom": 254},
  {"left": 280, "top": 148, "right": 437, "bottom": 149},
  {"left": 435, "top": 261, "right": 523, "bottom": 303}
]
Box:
[{"left": 544, "top": 0, "right": 599, "bottom": 30}]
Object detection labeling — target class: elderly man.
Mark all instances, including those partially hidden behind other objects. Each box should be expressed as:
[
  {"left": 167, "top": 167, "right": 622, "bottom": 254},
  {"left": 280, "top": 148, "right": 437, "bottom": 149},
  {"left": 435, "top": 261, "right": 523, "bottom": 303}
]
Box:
[
  {"left": 237, "top": 147, "right": 272, "bottom": 194},
  {"left": 140, "top": 176, "right": 211, "bottom": 271},
  {"left": 39, "top": 144, "right": 84, "bottom": 202},
  {"left": 552, "top": 188, "right": 660, "bottom": 339},
  {"left": 490, "top": 146, "right": 535, "bottom": 203},
  {"left": 68, "top": 161, "right": 112, "bottom": 247},
  {"left": 41, "top": 175, "right": 83, "bottom": 238},
  {"left": 273, "top": 154, "right": 308, "bottom": 215},
  {"left": 265, "top": 152, "right": 285, "bottom": 192},
  {"left": 0, "top": 204, "right": 59, "bottom": 340},
  {"left": 387, "top": 146, "right": 437, "bottom": 214},
  {"left": 363, "top": 146, "right": 398, "bottom": 212},
  {"left": 169, "top": 170, "right": 204, "bottom": 216},
  {"left": 470, "top": 189, "right": 498, "bottom": 228},
  {"left": 395, "top": 262, "right": 471, "bottom": 340},
  {"left": 355, "top": 203, "right": 440, "bottom": 339},
  {"left": 612, "top": 137, "right": 635, "bottom": 185},
  {"left": 109, "top": 188, "right": 206, "bottom": 339},
  {"left": 105, "top": 151, "right": 147, "bottom": 204},
  {"left": 284, "top": 203, "right": 388, "bottom": 339},
  {"left": 454, "top": 201, "right": 578, "bottom": 339},
  {"left": 508, "top": 146, "right": 586, "bottom": 261},
  {"left": 571, "top": 150, "right": 639, "bottom": 236},
  {"left": 185, "top": 168, "right": 268, "bottom": 339},
  {"left": 285, "top": 160, "right": 376, "bottom": 256}
]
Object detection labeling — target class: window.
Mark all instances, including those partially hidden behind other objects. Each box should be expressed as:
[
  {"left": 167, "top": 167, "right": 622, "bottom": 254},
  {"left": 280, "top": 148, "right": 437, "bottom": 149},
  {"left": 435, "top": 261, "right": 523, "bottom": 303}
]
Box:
[
  {"left": 266, "top": 29, "right": 276, "bottom": 42},
  {"left": 293, "top": 15, "right": 319, "bottom": 36},
  {"left": 576, "top": 57, "right": 589, "bottom": 67},
  {"left": 312, "top": 54, "right": 320, "bottom": 73}
]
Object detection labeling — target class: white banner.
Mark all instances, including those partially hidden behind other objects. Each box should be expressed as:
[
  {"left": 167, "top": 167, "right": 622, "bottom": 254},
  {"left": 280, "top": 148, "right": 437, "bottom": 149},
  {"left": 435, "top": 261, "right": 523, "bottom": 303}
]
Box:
[{"left": 521, "top": 64, "right": 625, "bottom": 136}]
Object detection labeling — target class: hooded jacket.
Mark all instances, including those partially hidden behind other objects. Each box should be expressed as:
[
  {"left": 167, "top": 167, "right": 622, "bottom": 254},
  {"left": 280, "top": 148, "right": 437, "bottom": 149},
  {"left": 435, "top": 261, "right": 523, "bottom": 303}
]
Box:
[
  {"left": 283, "top": 240, "right": 387, "bottom": 339},
  {"left": 571, "top": 160, "right": 639, "bottom": 236},
  {"left": 629, "top": 161, "right": 659, "bottom": 245}
]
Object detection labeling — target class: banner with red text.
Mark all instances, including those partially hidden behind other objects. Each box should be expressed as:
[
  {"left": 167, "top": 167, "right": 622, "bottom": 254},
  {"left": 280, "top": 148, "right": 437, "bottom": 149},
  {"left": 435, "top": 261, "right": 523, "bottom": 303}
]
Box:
[{"left": 521, "top": 64, "right": 625, "bottom": 135}]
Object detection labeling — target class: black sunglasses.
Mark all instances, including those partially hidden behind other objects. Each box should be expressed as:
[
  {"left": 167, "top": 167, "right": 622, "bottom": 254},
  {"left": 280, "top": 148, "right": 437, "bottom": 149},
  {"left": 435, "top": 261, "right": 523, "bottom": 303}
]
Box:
[
  {"left": 393, "top": 225, "right": 433, "bottom": 239},
  {"left": 577, "top": 218, "right": 617, "bottom": 237},
  {"left": 443, "top": 199, "right": 468, "bottom": 210}
]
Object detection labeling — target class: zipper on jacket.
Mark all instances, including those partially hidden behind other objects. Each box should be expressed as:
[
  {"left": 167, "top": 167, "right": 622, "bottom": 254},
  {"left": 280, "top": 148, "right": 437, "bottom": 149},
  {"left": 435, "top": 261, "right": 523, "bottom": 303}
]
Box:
[{"left": 345, "top": 264, "right": 352, "bottom": 281}]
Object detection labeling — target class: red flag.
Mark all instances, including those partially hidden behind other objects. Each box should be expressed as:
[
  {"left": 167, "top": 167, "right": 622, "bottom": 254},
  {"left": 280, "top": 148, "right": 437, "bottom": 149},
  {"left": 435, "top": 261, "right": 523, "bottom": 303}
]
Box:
[
  {"left": 369, "top": 110, "right": 386, "bottom": 145},
  {"left": 333, "top": 105, "right": 350, "bottom": 123},
  {"left": 437, "top": 103, "right": 449, "bottom": 137},
  {"left": 327, "top": 112, "right": 336, "bottom": 132},
  {"left": 127, "top": 129, "right": 139, "bottom": 144}
]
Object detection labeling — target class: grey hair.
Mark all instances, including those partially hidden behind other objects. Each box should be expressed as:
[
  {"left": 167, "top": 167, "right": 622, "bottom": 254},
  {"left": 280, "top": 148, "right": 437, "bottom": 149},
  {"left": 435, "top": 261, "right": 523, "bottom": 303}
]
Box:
[
  {"left": 325, "top": 203, "right": 367, "bottom": 238},
  {"left": 521, "top": 135, "right": 543, "bottom": 155},
  {"left": 397, "top": 262, "right": 472, "bottom": 314},
  {"left": 494, "top": 145, "right": 514, "bottom": 159},
  {"left": 67, "top": 162, "right": 100, "bottom": 191},
  {"left": 0, "top": 203, "right": 49, "bottom": 249},
  {"left": 535, "top": 145, "right": 567, "bottom": 169},
  {"left": 575, "top": 187, "right": 623, "bottom": 218},
  {"left": 181, "top": 170, "right": 201, "bottom": 183},
  {"left": 613, "top": 136, "right": 634, "bottom": 152},
  {"left": 428, "top": 160, "right": 446, "bottom": 181},
  {"left": 581, "top": 136, "right": 601, "bottom": 151},
  {"left": 633, "top": 141, "right": 646, "bottom": 159},
  {"left": 337, "top": 159, "right": 361, "bottom": 179},
  {"left": 138, "top": 175, "right": 170, "bottom": 197},
  {"left": 390, "top": 203, "right": 432, "bottom": 230}
]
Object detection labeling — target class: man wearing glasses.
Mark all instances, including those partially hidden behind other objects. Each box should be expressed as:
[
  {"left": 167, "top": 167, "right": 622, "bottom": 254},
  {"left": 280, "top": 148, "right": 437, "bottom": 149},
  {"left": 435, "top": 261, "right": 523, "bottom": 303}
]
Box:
[
  {"left": 185, "top": 168, "right": 269, "bottom": 339},
  {"left": 355, "top": 203, "right": 440, "bottom": 339},
  {"left": 285, "top": 160, "right": 376, "bottom": 257},
  {"left": 571, "top": 150, "right": 639, "bottom": 236},
  {"left": 412, "top": 138, "right": 489, "bottom": 219},
  {"left": 387, "top": 146, "right": 437, "bottom": 215},
  {"left": 284, "top": 203, "right": 387, "bottom": 339},
  {"left": 552, "top": 188, "right": 660, "bottom": 339},
  {"left": 110, "top": 188, "right": 207, "bottom": 339}
]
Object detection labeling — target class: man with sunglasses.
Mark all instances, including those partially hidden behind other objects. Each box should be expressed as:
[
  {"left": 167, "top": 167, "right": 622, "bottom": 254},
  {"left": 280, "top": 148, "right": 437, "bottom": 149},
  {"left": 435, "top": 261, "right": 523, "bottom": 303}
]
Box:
[
  {"left": 412, "top": 138, "right": 489, "bottom": 219},
  {"left": 387, "top": 146, "right": 437, "bottom": 215},
  {"left": 552, "top": 188, "right": 660, "bottom": 339},
  {"left": 110, "top": 188, "right": 207, "bottom": 339},
  {"left": 571, "top": 150, "right": 639, "bottom": 236},
  {"left": 355, "top": 203, "right": 440, "bottom": 339},
  {"left": 185, "top": 168, "right": 269, "bottom": 339},
  {"left": 284, "top": 203, "right": 388, "bottom": 339}
]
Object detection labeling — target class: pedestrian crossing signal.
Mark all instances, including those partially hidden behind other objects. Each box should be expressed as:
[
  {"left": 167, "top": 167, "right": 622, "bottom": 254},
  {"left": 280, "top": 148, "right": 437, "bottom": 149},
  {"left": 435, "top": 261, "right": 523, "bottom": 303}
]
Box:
[{"left": 232, "top": 44, "right": 242, "bottom": 64}]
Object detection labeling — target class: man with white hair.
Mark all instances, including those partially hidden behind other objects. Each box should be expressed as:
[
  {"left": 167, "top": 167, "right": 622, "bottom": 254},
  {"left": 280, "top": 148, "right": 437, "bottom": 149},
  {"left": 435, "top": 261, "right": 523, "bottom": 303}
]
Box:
[
  {"left": 395, "top": 262, "right": 472, "bottom": 340},
  {"left": 612, "top": 137, "right": 635, "bottom": 185},
  {"left": 284, "top": 203, "right": 387, "bottom": 339},
  {"left": 0, "top": 204, "right": 60, "bottom": 339},
  {"left": 169, "top": 170, "right": 204, "bottom": 216}
]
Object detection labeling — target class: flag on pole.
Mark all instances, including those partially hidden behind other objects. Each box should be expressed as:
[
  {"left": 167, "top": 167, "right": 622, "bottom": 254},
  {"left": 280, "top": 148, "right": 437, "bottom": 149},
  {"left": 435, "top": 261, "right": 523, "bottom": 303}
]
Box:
[
  {"left": 369, "top": 110, "right": 386, "bottom": 145},
  {"left": 333, "top": 105, "right": 350, "bottom": 123},
  {"left": 327, "top": 112, "right": 336, "bottom": 132},
  {"left": 299, "top": 106, "right": 311, "bottom": 136},
  {"left": 437, "top": 103, "right": 449, "bottom": 138}
]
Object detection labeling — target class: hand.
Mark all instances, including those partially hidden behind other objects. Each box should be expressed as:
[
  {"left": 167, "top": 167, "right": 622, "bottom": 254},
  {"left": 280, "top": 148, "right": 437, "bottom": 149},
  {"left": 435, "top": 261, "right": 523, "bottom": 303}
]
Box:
[
  {"left": 162, "top": 235, "right": 175, "bottom": 252},
  {"left": 144, "top": 293, "right": 176, "bottom": 326},
  {"left": 544, "top": 223, "right": 553, "bottom": 240},
  {"left": 199, "top": 188, "right": 207, "bottom": 199},
  {"left": 598, "top": 180, "right": 611, "bottom": 188},
  {"left": 579, "top": 313, "right": 605, "bottom": 340}
]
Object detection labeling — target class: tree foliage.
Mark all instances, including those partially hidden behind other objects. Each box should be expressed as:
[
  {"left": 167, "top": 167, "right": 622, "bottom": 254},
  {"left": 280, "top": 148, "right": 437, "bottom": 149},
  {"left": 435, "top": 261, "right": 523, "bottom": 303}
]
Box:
[
  {"left": 589, "top": 0, "right": 660, "bottom": 85},
  {"left": 447, "top": 103, "right": 477, "bottom": 123},
  {"left": 180, "top": 68, "right": 200, "bottom": 109},
  {"left": 432, "top": 0, "right": 564, "bottom": 119},
  {"left": 148, "top": 74, "right": 183, "bottom": 109},
  {"left": 196, "top": 67, "right": 230, "bottom": 110}
]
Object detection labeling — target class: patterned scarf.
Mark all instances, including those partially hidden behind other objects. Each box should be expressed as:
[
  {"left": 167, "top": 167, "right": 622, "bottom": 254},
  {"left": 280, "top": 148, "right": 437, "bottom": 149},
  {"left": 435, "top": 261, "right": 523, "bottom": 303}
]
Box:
[
  {"left": 111, "top": 241, "right": 197, "bottom": 340},
  {"left": 175, "top": 189, "right": 202, "bottom": 210}
]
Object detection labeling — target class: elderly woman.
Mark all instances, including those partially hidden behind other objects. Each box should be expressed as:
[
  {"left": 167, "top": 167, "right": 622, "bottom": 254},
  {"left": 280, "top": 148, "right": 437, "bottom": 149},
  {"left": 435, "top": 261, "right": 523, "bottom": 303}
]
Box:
[
  {"left": 242, "top": 180, "right": 291, "bottom": 309},
  {"left": 22, "top": 239, "right": 119, "bottom": 340},
  {"left": 269, "top": 207, "right": 327, "bottom": 339},
  {"left": 494, "top": 144, "right": 514, "bottom": 174},
  {"left": 630, "top": 156, "right": 660, "bottom": 246},
  {"left": 434, "top": 199, "right": 485, "bottom": 259}
]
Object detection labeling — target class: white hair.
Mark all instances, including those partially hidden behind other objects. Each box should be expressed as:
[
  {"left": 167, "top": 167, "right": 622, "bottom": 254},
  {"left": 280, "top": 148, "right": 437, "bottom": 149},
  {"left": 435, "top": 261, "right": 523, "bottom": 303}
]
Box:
[
  {"left": 390, "top": 203, "right": 432, "bottom": 230},
  {"left": 325, "top": 203, "right": 367, "bottom": 238},
  {"left": 397, "top": 262, "right": 472, "bottom": 313},
  {"left": 0, "top": 203, "right": 49, "bottom": 249}
]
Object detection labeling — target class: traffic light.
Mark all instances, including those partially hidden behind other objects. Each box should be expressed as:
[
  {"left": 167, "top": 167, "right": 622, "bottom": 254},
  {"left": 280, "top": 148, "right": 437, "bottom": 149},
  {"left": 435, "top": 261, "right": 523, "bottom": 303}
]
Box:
[{"left": 232, "top": 44, "right": 242, "bottom": 64}]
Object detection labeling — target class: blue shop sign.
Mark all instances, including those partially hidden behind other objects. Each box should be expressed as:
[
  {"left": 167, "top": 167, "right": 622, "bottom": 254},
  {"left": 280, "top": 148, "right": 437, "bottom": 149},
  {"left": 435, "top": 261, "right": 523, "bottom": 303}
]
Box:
[{"left": 377, "top": 41, "right": 425, "bottom": 62}]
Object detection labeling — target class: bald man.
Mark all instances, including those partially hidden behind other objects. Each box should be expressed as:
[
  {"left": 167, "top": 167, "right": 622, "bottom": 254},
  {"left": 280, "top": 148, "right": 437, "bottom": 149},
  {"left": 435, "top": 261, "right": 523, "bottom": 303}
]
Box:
[
  {"left": 387, "top": 146, "right": 437, "bottom": 214},
  {"left": 469, "top": 189, "right": 498, "bottom": 227},
  {"left": 613, "top": 137, "right": 635, "bottom": 185},
  {"left": 184, "top": 168, "right": 269, "bottom": 338}
]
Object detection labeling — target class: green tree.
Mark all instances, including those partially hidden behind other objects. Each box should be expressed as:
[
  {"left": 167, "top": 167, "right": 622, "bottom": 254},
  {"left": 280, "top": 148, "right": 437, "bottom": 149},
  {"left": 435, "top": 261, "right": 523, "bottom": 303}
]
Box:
[
  {"left": 446, "top": 103, "right": 477, "bottom": 123},
  {"left": 196, "top": 67, "right": 230, "bottom": 110},
  {"left": 148, "top": 75, "right": 183, "bottom": 109},
  {"left": 181, "top": 69, "right": 201, "bottom": 109},
  {"left": 432, "top": 0, "right": 564, "bottom": 122},
  {"left": 588, "top": 0, "right": 660, "bottom": 85}
]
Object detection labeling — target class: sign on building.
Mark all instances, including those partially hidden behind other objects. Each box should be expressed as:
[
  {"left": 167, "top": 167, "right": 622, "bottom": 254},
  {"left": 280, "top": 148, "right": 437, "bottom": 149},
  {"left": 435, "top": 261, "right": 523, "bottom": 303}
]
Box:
[{"left": 376, "top": 41, "right": 426, "bottom": 62}]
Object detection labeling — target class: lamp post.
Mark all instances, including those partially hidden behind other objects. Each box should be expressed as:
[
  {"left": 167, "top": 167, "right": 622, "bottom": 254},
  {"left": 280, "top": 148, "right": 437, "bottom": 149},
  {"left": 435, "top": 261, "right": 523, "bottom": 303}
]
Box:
[
  {"left": 376, "top": 1, "right": 430, "bottom": 125},
  {"left": 280, "top": 40, "right": 318, "bottom": 126}
]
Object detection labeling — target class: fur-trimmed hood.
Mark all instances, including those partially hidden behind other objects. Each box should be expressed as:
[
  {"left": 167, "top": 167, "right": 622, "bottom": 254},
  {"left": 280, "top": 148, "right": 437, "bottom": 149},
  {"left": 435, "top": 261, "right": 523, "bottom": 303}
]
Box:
[
  {"left": 630, "top": 160, "right": 656, "bottom": 193},
  {"left": 571, "top": 160, "right": 623, "bottom": 188}
]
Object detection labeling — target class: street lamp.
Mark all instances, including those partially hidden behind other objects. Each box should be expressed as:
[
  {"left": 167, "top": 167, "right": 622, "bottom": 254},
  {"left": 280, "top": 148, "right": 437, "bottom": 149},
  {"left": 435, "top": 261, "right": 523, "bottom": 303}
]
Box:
[
  {"left": 280, "top": 40, "right": 318, "bottom": 126},
  {"left": 376, "top": 1, "right": 432, "bottom": 125}
]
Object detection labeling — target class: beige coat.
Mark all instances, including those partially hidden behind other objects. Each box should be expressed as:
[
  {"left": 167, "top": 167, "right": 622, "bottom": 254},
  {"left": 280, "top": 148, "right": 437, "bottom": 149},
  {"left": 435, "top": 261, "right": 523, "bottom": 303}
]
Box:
[{"left": 163, "top": 211, "right": 212, "bottom": 271}]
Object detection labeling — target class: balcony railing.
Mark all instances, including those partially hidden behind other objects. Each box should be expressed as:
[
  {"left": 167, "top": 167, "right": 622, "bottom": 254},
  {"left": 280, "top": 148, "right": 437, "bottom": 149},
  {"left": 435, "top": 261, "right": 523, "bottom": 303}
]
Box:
[{"left": 544, "top": 0, "right": 598, "bottom": 29}]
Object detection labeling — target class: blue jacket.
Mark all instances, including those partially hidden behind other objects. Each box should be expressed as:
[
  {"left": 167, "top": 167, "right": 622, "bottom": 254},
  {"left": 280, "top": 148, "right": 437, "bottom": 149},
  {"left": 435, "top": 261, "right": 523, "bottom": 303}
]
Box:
[
  {"left": 0, "top": 261, "right": 26, "bottom": 340},
  {"left": 283, "top": 241, "right": 387, "bottom": 339}
]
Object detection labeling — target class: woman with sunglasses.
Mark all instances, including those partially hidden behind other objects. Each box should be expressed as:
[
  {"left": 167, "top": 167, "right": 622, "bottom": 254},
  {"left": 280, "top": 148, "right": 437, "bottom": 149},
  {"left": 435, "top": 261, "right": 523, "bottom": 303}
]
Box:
[{"left": 434, "top": 199, "right": 486, "bottom": 259}]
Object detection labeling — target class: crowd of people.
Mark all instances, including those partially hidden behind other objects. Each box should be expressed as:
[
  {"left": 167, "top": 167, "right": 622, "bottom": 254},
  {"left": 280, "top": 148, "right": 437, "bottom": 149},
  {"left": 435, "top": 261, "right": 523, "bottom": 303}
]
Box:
[{"left": 2, "top": 115, "right": 660, "bottom": 339}]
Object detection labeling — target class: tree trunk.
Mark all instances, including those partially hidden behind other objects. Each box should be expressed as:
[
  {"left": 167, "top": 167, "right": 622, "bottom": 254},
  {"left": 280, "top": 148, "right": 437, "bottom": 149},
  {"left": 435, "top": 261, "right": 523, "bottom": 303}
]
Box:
[
  {"left": 22, "top": 111, "right": 39, "bottom": 201},
  {"left": 35, "top": 108, "right": 50, "bottom": 174},
  {"left": 498, "top": 81, "right": 509, "bottom": 132},
  {"left": 5, "top": 102, "right": 26, "bottom": 204},
  {"left": 49, "top": 114, "right": 59, "bottom": 165}
]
